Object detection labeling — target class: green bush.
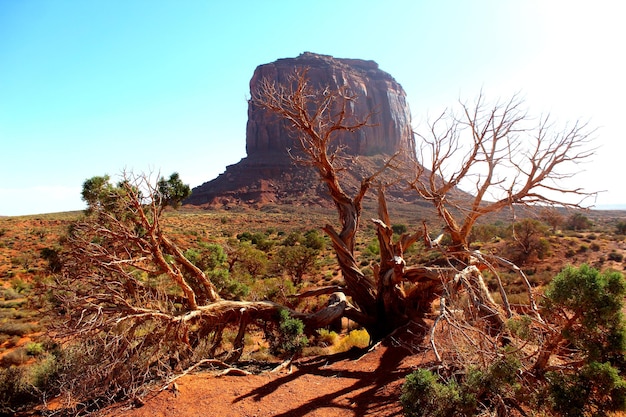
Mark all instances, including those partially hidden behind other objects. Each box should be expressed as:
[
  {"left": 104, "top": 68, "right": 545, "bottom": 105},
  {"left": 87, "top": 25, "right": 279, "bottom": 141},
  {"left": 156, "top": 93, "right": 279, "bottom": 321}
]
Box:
[
  {"left": 546, "top": 362, "right": 626, "bottom": 417},
  {"left": 209, "top": 269, "right": 249, "bottom": 300},
  {"left": 40, "top": 247, "right": 62, "bottom": 273},
  {"left": 403, "top": 265, "right": 626, "bottom": 417},
  {"left": 274, "top": 245, "right": 319, "bottom": 285},
  {"left": 392, "top": 224, "right": 408, "bottom": 235},
  {"left": 0, "top": 349, "right": 60, "bottom": 414},
  {"left": 401, "top": 369, "right": 475, "bottom": 417},
  {"left": 269, "top": 310, "right": 308, "bottom": 357},
  {"left": 25, "top": 342, "right": 45, "bottom": 357},
  {"left": 402, "top": 354, "right": 521, "bottom": 417},
  {"left": 543, "top": 264, "right": 626, "bottom": 363},
  {"left": 541, "top": 265, "right": 626, "bottom": 416},
  {"left": 566, "top": 213, "right": 592, "bottom": 231}
]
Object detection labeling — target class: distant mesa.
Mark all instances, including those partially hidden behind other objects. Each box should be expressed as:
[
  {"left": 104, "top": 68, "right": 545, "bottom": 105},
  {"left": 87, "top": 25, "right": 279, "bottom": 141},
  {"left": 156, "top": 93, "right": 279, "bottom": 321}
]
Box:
[{"left": 185, "top": 52, "right": 416, "bottom": 208}]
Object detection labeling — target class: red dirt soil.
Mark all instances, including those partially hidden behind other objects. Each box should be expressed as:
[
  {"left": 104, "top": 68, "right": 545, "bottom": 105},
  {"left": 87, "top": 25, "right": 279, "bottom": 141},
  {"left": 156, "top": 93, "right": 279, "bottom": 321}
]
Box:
[{"left": 103, "top": 343, "right": 430, "bottom": 417}]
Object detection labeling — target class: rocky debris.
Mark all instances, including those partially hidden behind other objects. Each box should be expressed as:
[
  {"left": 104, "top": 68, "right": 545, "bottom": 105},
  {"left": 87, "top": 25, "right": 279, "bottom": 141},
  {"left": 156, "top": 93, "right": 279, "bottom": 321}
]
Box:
[{"left": 186, "top": 52, "right": 416, "bottom": 208}]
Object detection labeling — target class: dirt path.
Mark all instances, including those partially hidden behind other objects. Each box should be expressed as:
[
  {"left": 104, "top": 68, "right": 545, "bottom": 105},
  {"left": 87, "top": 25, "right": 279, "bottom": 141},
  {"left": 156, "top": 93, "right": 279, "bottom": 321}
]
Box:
[{"left": 105, "top": 344, "right": 430, "bottom": 417}]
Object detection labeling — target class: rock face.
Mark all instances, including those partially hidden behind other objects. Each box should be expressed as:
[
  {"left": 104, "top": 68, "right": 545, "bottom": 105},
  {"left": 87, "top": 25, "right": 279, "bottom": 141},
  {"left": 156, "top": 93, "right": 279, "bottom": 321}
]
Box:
[
  {"left": 186, "top": 52, "right": 416, "bottom": 207},
  {"left": 246, "top": 52, "right": 416, "bottom": 158}
]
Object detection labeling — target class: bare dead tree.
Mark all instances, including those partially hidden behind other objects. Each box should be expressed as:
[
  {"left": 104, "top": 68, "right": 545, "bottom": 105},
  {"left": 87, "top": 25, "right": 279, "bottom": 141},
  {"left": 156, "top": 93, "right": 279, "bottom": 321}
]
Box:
[
  {"left": 252, "top": 71, "right": 601, "bottom": 387},
  {"left": 49, "top": 171, "right": 363, "bottom": 409},
  {"left": 410, "top": 93, "right": 596, "bottom": 252},
  {"left": 406, "top": 94, "right": 596, "bottom": 329},
  {"left": 250, "top": 69, "right": 430, "bottom": 339}
]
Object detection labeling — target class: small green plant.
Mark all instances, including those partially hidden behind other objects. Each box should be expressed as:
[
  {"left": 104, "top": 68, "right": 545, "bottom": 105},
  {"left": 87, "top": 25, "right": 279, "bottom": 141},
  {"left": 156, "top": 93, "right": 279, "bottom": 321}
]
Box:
[
  {"left": 269, "top": 310, "right": 308, "bottom": 357},
  {"left": 25, "top": 342, "right": 45, "bottom": 356}
]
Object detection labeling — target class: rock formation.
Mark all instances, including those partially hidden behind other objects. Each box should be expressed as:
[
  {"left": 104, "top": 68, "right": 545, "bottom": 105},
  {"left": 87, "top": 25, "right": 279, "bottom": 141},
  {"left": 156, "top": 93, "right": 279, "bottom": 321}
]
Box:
[{"left": 186, "top": 52, "right": 416, "bottom": 207}]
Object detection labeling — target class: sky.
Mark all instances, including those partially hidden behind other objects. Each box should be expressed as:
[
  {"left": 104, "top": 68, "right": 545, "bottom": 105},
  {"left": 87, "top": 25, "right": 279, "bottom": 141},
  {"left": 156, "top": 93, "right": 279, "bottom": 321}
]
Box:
[{"left": 1, "top": 0, "right": 624, "bottom": 216}]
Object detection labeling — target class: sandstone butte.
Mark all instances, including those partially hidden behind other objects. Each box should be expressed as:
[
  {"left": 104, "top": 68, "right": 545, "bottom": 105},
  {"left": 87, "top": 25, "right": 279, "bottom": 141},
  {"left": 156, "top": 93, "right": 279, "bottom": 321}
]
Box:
[{"left": 185, "top": 52, "right": 417, "bottom": 208}]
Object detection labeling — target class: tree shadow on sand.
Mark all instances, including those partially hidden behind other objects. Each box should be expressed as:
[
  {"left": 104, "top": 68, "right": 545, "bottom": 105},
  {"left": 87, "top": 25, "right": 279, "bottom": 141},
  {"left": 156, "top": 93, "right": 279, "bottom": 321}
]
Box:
[{"left": 233, "top": 329, "right": 429, "bottom": 417}]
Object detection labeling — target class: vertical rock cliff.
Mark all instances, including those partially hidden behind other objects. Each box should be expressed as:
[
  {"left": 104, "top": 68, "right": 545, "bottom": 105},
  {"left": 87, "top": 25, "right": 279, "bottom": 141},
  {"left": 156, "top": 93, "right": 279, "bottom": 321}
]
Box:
[{"left": 186, "top": 52, "right": 416, "bottom": 207}]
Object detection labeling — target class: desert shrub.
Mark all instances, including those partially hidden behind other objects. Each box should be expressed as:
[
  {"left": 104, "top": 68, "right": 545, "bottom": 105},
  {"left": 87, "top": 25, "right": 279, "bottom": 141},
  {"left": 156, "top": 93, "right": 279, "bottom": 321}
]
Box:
[
  {"left": 268, "top": 310, "right": 308, "bottom": 357},
  {"left": 539, "top": 264, "right": 626, "bottom": 416},
  {"left": 402, "top": 369, "right": 467, "bottom": 417},
  {"left": 0, "top": 366, "right": 38, "bottom": 414},
  {"left": 40, "top": 247, "right": 62, "bottom": 273},
  {"left": 0, "top": 287, "right": 21, "bottom": 300},
  {"left": 303, "top": 229, "right": 325, "bottom": 250},
  {"left": 366, "top": 239, "right": 380, "bottom": 256},
  {"left": 392, "top": 223, "right": 408, "bottom": 235},
  {"left": 10, "top": 278, "right": 30, "bottom": 294},
  {"left": 0, "top": 322, "right": 38, "bottom": 337},
  {"left": 250, "top": 277, "right": 296, "bottom": 303},
  {"left": 335, "top": 329, "right": 370, "bottom": 352},
  {"left": 469, "top": 223, "right": 503, "bottom": 244},
  {"left": 506, "top": 314, "right": 534, "bottom": 341},
  {"left": 316, "top": 328, "right": 339, "bottom": 347},
  {"left": 282, "top": 231, "right": 302, "bottom": 246},
  {"left": 591, "top": 242, "right": 601, "bottom": 251},
  {"left": 402, "top": 354, "right": 523, "bottom": 417},
  {"left": 25, "top": 342, "right": 45, "bottom": 357},
  {"left": 237, "top": 231, "right": 274, "bottom": 251},
  {"left": 208, "top": 269, "right": 249, "bottom": 300},
  {"left": 503, "top": 219, "right": 550, "bottom": 264},
  {"left": 543, "top": 265, "right": 626, "bottom": 364},
  {"left": 274, "top": 245, "right": 319, "bottom": 285},
  {"left": 608, "top": 251, "right": 624, "bottom": 262},
  {"left": 616, "top": 221, "right": 626, "bottom": 235},
  {"left": 230, "top": 242, "right": 268, "bottom": 277},
  {"left": 184, "top": 243, "right": 227, "bottom": 271},
  {"left": 403, "top": 265, "right": 626, "bottom": 417},
  {"left": 566, "top": 213, "right": 592, "bottom": 231},
  {"left": 545, "top": 362, "right": 626, "bottom": 417}
]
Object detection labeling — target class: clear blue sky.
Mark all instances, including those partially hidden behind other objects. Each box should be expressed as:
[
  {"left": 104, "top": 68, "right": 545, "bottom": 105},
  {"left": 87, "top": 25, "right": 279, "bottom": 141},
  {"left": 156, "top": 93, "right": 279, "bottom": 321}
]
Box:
[{"left": 1, "top": 0, "right": 624, "bottom": 215}]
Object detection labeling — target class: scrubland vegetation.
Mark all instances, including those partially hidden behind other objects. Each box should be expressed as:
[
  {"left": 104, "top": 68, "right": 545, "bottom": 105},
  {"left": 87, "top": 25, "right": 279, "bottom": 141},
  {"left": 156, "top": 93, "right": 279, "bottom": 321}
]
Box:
[{"left": 2, "top": 199, "right": 626, "bottom": 416}]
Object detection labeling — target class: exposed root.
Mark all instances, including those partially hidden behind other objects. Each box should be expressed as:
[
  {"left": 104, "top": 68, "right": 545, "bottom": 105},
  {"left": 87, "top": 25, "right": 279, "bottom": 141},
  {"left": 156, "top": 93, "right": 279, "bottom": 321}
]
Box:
[
  {"left": 270, "top": 356, "right": 295, "bottom": 374},
  {"left": 216, "top": 368, "right": 253, "bottom": 377}
]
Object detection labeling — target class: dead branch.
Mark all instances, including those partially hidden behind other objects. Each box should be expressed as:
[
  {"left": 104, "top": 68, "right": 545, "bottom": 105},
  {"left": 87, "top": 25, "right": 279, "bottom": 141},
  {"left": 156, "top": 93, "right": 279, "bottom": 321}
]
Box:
[{"left": 410, "top": 92, "right": 597, "bottom": 251}]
